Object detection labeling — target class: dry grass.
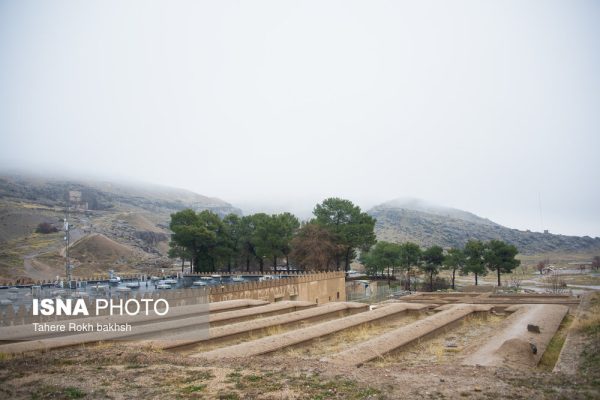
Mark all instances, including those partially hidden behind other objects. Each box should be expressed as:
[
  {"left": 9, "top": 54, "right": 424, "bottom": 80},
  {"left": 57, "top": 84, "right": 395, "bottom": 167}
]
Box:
[
  {"left": 373, "top": 313, "right": 505, "bottom": 367},
  {"left": 280, "top": 314, "right": 421, "bottom": 357},
  {"left": 179, "top": 323, "right": 296, "bottom": 355},
  {"left": 538, "top": 314, "right": 574, "bottom": 371},
  {"left": 428, "top": 342, "right": 445, "bottom": 362},
  {"left": 572, "top": 292, "right": 600, "bottom": 334}
]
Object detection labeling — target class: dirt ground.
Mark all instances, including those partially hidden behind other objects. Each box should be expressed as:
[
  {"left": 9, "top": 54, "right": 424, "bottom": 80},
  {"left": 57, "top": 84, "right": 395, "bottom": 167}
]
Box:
[
  {"left": 1, "top": 295, "right": 598, "bottom": 399},
  {"left": 0, "top": 343, "right": 598, "bottom": 400}
]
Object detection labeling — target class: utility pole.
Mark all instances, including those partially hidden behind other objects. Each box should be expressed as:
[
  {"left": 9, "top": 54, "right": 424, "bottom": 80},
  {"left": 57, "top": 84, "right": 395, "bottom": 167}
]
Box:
[
  {"left": 64, "top": 197, "right": 71, "bottom": 285},
  {"left": 538, "top": 191, "right": 544, "bottom": 233}
]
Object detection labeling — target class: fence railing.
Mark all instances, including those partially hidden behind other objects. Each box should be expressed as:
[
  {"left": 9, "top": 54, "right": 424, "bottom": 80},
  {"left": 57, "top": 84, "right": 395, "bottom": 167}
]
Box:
[
  {"left": 0, "top": 270, "right": 345, "bottom": 287},
  {"left": 346, "top": 282, "right": 409, "bottom": 303}
]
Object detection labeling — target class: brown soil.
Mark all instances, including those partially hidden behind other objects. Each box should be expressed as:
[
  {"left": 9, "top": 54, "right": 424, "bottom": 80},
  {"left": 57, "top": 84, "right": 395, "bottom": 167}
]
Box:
[
  {"left": 0, "top": 344, "right": 598, "bottom": 399},
  {"left": 0, "top": 296, "right": 598, "bottom": 399},
  {"left": 70, "top": 233, "right": 139, "bottom": 262},
  {"left": 117, "top": 212, "right": 166, "bottom": 233},
  {"left": 280, "top": 313, "right": 421, "bottom": 358},
  {"left": 373, "top": 313, "right": 506, "bottom": 367},
  {"left": 463, "top": 304, "right": 569, "bottom": 368},
  {"left": 0, "top": 204, "right": 61, "bottom": 243}
]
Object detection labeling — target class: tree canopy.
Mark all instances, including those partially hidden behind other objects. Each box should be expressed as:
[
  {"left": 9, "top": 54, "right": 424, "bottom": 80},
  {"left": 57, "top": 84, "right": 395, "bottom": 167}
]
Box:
[
  {"left": 444, "top": 247, "right": 466, "bottom": 290},
  {"left": 360, "top": 241, "right": 402, "bottom": 278},
  {"left": 169, "top": 204, "right": 520, "bottom": 285},
  {"left": 169, "top": 209, "right": 222, "bottom": 272},
  {"left": 313, "top": 198, "right": 376, "bottom": 271},
  {"left": 421, "top": 245, "right": 444, "bottom": 291},
  {"left": 399, "top": 242, "right": 421, "bottom": 290},
  {"left": 290, "top": 223, "right": 339, "bottom": 271},
  {"left": 168, "top": 198, "right": 372, "bottom": 273},
  {"left": 484, "top": 239, "right": 520, "bottom": 286},
  {"left": 463, "top": 239, "right": 487, "bottom": 285}
]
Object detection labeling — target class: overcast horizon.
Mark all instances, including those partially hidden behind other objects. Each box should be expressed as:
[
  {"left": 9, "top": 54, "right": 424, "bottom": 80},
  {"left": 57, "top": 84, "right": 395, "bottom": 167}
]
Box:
[{"left": 1, "top": 1, "right": 599, "bottom": 237}]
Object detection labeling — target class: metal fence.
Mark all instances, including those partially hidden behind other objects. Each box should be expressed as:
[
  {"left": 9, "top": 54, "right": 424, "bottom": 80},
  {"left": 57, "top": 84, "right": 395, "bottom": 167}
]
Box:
[{"left": 346, "top": 281, "right": 409, "bottom": 303}]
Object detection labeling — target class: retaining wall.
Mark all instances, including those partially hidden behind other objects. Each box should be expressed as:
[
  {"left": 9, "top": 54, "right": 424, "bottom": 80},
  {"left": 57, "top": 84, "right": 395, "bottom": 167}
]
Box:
[{"left": 0, "top": 272, "right": 346, "bottom": 326}]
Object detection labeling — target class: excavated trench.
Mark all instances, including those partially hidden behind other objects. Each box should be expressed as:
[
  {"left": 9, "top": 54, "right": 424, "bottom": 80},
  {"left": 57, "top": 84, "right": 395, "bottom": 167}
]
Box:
[
  {"left": 0, "top": 295, "right": 575, "bottom": 373},
  {"left": 370, "top": 312, "right": 508, "bottom": 367},
  {"left": 167, "top": 301, "right": 369, "bottom": 354},
  {"left": 277, "top": 310, "right": 424, "bottom": 358}
]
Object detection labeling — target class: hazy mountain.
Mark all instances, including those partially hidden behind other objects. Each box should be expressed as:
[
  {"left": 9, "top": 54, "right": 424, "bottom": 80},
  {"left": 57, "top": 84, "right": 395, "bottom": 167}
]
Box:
[
  {"left": 0, "top": 172, "right": 241, "bottom": 217},
  {"left": 0, "top": 172, "right": 241, "bottom": 281},
  {"left": 369, "top": 198, "right": 600, "bottom": 255},
  {"left": 376, "top": 198, "right": 500, "bottom": 227}
]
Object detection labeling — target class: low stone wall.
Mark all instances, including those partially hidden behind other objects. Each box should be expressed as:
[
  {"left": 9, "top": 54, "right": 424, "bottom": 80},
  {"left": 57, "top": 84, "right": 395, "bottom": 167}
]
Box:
[
  {"left": 204, "top": 271, "right": 346, "bottom": 304},
  {"left": 0, "top": 272, "right": 346, "bottom": 326}
]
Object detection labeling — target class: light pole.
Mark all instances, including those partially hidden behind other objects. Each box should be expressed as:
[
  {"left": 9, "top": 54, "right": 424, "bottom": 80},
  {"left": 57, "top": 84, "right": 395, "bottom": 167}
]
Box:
[{"left": 64, "top": 200, "right": 71, "bottom": 286}]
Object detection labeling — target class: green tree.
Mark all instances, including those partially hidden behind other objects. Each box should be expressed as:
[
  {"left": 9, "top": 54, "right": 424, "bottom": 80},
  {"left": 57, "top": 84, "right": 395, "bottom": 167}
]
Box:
[
  {"left": 169, "top": 209, "right": 224, "bottom": 273},
  {"left": 313, "top": 198, "right": 376, "bottom": 271},
  {"left": 399, "top": 242, "right": 422, "bottom": 290},
  {"left": 167, "top": 243, "right": 192, "bottom": 272},
  {"left": 360, "top": 241, "right": 402, "bottom": 282},
  {"left": 290, "top": 223, "right": 339, "bottom": 271},
  {"left": 238, "top": 215, "right": 257, "bottom": 272},
  {"left": 463, "top": 239, "right": 487, "bottom": 285},
  {"left": 248, "top": 213, "right": 273, "bottom": 273},
  {"left": 272, "top": 212, "right": 300, "bottom": 270},
  {"left": 484, "top": 239, "right": 520, "bottom": 287},
  {"left": 221, "top": 213, "right": 243, "bottom": 272},
  {"left": 193, "top": 210, "right": 224, "bottom": 272},
  {"left": 421, "top": 245, "right": 444, "bottom": 291},
  {"left": 169, "top": 208, "right": 200, "bottom": 270},
  {"left": 444, "top": 248, "right": 465, "bottom": 290},
  {"left": 232, "top": 214, "right": 274, "bottom": 273}
]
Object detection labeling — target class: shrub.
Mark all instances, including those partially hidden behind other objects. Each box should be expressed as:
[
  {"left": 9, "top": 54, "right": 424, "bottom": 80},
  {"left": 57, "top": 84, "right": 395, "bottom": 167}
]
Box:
[{"left": 36, "top": 222, "right": 58, "bottom": 234}]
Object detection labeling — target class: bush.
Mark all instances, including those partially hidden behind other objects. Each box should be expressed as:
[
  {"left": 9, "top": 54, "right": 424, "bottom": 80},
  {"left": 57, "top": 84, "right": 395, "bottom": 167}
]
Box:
[
  {"left": 36, "top": 222, "right": 58, "bottom": 234},
  {"left": 417, "top": 277, "right": 451, "bottom": 292}
]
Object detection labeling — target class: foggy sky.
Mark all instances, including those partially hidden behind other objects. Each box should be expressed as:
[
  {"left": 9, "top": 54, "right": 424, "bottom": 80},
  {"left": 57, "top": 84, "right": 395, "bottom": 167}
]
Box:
[{"left": 1, "top": 0, "right": 599, "bottom": 237}]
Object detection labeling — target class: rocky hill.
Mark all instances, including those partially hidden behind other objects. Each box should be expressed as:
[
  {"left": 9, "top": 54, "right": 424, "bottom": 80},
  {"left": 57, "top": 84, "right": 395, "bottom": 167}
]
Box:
[
  {"left": 369, "top": 198, "right": 600, "bottom": 255},
  {"left": 0, "top": 172, "right": 241, "bottom": 281},
  {"left": 0, "top": 173, "right": 241, "bottom": 217}
]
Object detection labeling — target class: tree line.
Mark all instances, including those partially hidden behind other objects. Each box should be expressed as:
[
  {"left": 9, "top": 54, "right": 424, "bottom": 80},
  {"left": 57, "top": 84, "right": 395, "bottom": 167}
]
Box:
[
  {"left": 168, "top": 198, "right": 376, "bottom": 273},
  {"left": 169, "top": 197, "right": 520, "bottom": 289},
  {"left": 360, "top": 239, "right": 520, "bottom": 289}
]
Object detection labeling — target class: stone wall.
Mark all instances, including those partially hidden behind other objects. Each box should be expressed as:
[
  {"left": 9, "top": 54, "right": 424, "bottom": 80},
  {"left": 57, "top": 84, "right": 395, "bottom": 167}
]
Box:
[
  {"left": 204, "top": 272, "right": 346, "bottom": 304},
  {"left": 0, "top": 272, "right": 346, "bottom": 326}
]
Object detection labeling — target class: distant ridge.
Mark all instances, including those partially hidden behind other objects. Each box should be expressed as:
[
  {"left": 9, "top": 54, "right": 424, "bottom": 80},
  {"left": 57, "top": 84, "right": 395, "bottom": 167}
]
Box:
[
  {"left": 376, "top": 198, "right": 499, "bottom": 227},
  {"left": 369, "top": 198, "right": 600, "bottom": 255},
  {"left": 0, "top": 172, "right": 242, "bottom": 217},
  {"left": 0, "top": 172, "right": 242, "bottom": 280}
]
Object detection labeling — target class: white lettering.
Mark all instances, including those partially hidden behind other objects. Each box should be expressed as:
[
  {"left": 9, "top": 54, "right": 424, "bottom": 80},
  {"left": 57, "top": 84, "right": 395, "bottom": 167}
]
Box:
[
  {"left": 96, "top": 299, "right": 108, "bottom": 314},
  {"left": 68, "top": 322, "right": 94, "bottom": 332},
  {"left": 33, "top": 322, "right": 66, "bottom": 332},
  {"left": 40, "top": 298, "right": 54, "bottom": 316},
  {"left": 73, "top": 299, "right": 89, "bottom": 316},
  {"left": 56, "top": 299, "right": 70, "bottom": 315},
  {"left": 124, "top": 299, "right": 139, "bottom": 316},
  {"left": 32, "top": 299, "right": 89, "bottom": 316},
  {"left": 154, "top": 299, "right": 169, "bottom": 316},
  {"left": 141, "top": 298, "right": 152, "bottom": 314},
  {"left": 31, "top": 298, "right": 172, "bottom": 317},
  {"left": 109, "top": 299, "right": 123, "bottom": 315}
]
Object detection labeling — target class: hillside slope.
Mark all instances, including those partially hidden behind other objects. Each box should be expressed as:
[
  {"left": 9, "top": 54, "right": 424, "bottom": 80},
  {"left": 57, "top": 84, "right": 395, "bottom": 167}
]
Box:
[
  {"left": 0, "top": 172, "right": 241, "bottom": 281},
  {"left": 0, "top": 173, "right": 241, "bottom": 217},
  {"left": 369, "top": 199, "right": 600, "bottom": 255}
]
